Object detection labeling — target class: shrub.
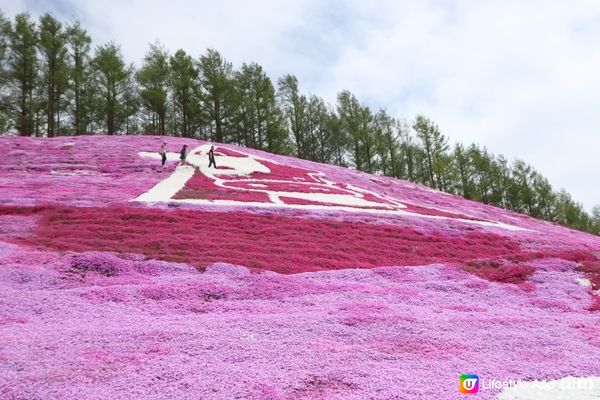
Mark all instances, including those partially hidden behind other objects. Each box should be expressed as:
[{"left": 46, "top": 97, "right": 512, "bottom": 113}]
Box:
[
  {"left": 70, "top": 252, "right": 129, "bottom": 277},
  {"left": 462, "top": 259, "right": 535, "bottom": 284}
]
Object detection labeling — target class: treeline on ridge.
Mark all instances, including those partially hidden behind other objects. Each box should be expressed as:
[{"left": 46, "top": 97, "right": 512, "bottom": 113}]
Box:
[{"left": 0, "top": 11, "right": 598, "bottom": 235}]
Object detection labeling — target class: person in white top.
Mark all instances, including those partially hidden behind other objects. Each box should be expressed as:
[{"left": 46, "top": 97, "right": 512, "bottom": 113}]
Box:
[{"left": 159, "top": 142, "right": 167, "bottom": 168}]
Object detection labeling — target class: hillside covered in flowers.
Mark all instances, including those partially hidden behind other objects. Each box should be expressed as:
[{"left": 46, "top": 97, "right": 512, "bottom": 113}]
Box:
[{"left": 1, "top": 135, "right": 599, "bottom": 399}]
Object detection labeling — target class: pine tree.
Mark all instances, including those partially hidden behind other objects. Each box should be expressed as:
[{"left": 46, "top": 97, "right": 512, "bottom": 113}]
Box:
[
  {"left": 591, "top": 205, "right": 600, "bottom": 234},
  {"left": 278, "top": 74, "right": 307, "bottom": 158},
  {"left": 38, "top": 13, "right": 69, "bottom": 136},
  {"left": 198, "top": 48, "right": 234, "bottom": 142},
  {"left": 531, "top": 171, "right": 556, "bottom": 220},
  {"left": 304, "top": 95, "right": 332, "bottom": 162},
  {"left": 468, "top": 145, "right": 494, "bottom": 203},
  {"left": 66, "top": 21, "right": 92, "bottom": 134},
  {"left": 336, "top": 90, "right": 374, "bottom": 172},
  {"left": 0, "top": 12, "right": 11, "bottom": 132},
  {"left": 453, "top": 143, "right": 474, "bottom": 198},
  {"left": 372, "top": 109, "right": 399, "bottom": 177},
  {"left": 7, "top": 13, "right": 38, "bottom": 136},
  {"left": 508, "top": 160, "right": 535, "bottom": 214},
  {"left": 397, "top": 121, "right": 417, "bottom": 181},
  {"left": 91, "top": 42, "right": 135, "bottom": 134},
  {"left": 413, "top": 115, "right": 449, "bottom": 189},
  {"left": 136, "top": 42, "right": 169, "bottom": 135},
  {"left": 233, "top": 62, "right": 288, "bottom": 153},
  {"left": 168, "top": 49, "right": 198, "bottom": 137}
]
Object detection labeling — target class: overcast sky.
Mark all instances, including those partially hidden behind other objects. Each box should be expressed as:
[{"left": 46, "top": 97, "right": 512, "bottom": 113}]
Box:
[{"left": 3, "top": 0, "right": 599, "bottom": 211}]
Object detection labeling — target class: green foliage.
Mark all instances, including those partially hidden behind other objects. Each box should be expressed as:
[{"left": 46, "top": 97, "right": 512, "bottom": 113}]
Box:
[
  {"left": 66, "top": 21, "right": 92, "bottom": 134},
  {"left": 373, "top": 109, "right": 399, "bottom": 177},
  {"left": 277, "top": 75, "right": 343, "bottom": 161},
  {"left": 136, "top": 42, "right": 169, "bottom": 135},
  {"left": 168, "top": 49, "right": 199, "bottom": 137},
  {"left": 233, "top": 62, "right": 287, "bottom": 153},
  {"left": 38, "top": 13, "right": 69, "bottom": 137},
  {"left": 7, "top": 13, "right": 38, "bottom": 136},
  {"left": 0, "top": 11, "right": 11, "bottom": 131},
  {"left": 336, "top": 90, "right": 374, "bottom": 172},
  {"left": 91, "top": 42, "right": 135, "bottom": 134},
  {"left": 591, "top": 206, "right": 600, "bottom": 234},
  {"left": 0, "top": 12, "right": 8, "bottom": 78},
  {"left": 277, "top": 74, "right": 307, "bottom": 158},
  {"left": 198, "top": 48, "right": 234, "bottom": 142},
  {"left": 305, "top": 95, "right": 341, "bottom": 164},
  {"left": 413, "top": 115, "right": 450, "bottom": 190}
]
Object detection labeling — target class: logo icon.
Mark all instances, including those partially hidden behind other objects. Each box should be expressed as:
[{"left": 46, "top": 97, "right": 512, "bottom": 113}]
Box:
[{"left": 460, "top": 374, "right": 479, "bottom": 394}]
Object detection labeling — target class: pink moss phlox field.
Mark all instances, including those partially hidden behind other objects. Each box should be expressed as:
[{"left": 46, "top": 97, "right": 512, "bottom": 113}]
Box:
[
  {"left": 173, "top": 171, "right": 272, "bottom": 202},
  {"left": 175, "top": 155, "right": 490, "bottom": 219},
  {"left": 1, "top": 135, "right": 600, "bottom": 399},
  {"left": 2, "top": 254, "right": 600, "bottom": 399},
  {"left": 1, "top": 205, "right": 559, "bottom": 276}
]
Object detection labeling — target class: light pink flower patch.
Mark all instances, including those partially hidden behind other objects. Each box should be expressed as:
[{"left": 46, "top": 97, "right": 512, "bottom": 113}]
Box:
[{"left": 1, "top": 135, "right": 600, "bottom": 399}]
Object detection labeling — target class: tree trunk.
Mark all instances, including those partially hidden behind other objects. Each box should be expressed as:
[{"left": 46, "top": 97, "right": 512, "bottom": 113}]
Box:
[{"left": 215, "top": 99, "right": 222, "bottom": 142}]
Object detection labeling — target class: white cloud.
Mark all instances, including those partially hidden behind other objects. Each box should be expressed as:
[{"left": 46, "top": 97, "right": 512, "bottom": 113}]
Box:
[
  {"left": 3, "top": 0, "right": 599, "bottom": 211},
  {"left": 311, "top": 1, "right": 600, "bottom": 211}
]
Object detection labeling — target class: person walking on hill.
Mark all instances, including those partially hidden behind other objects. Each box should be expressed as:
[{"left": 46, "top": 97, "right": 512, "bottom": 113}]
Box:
[
  {"left": 159, "top": 141, "right": 167, "bottom": 168},
  {"left": 179, "top": 144, "right": 188, "bottom": 166},
  {"left": 208, "top": 145, "right": 217, "bottom": 168}
]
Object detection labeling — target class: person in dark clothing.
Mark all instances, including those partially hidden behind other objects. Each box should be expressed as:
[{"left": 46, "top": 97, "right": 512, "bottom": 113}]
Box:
[
  {"left": 208, "top": 145, "right": 216, "bottom": 168},
  {"left": 159, "top": 142, "right": 167, "bottom": 167},
  {"left": 180, "top": 145, "right": 188, "bottom": 166}
]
